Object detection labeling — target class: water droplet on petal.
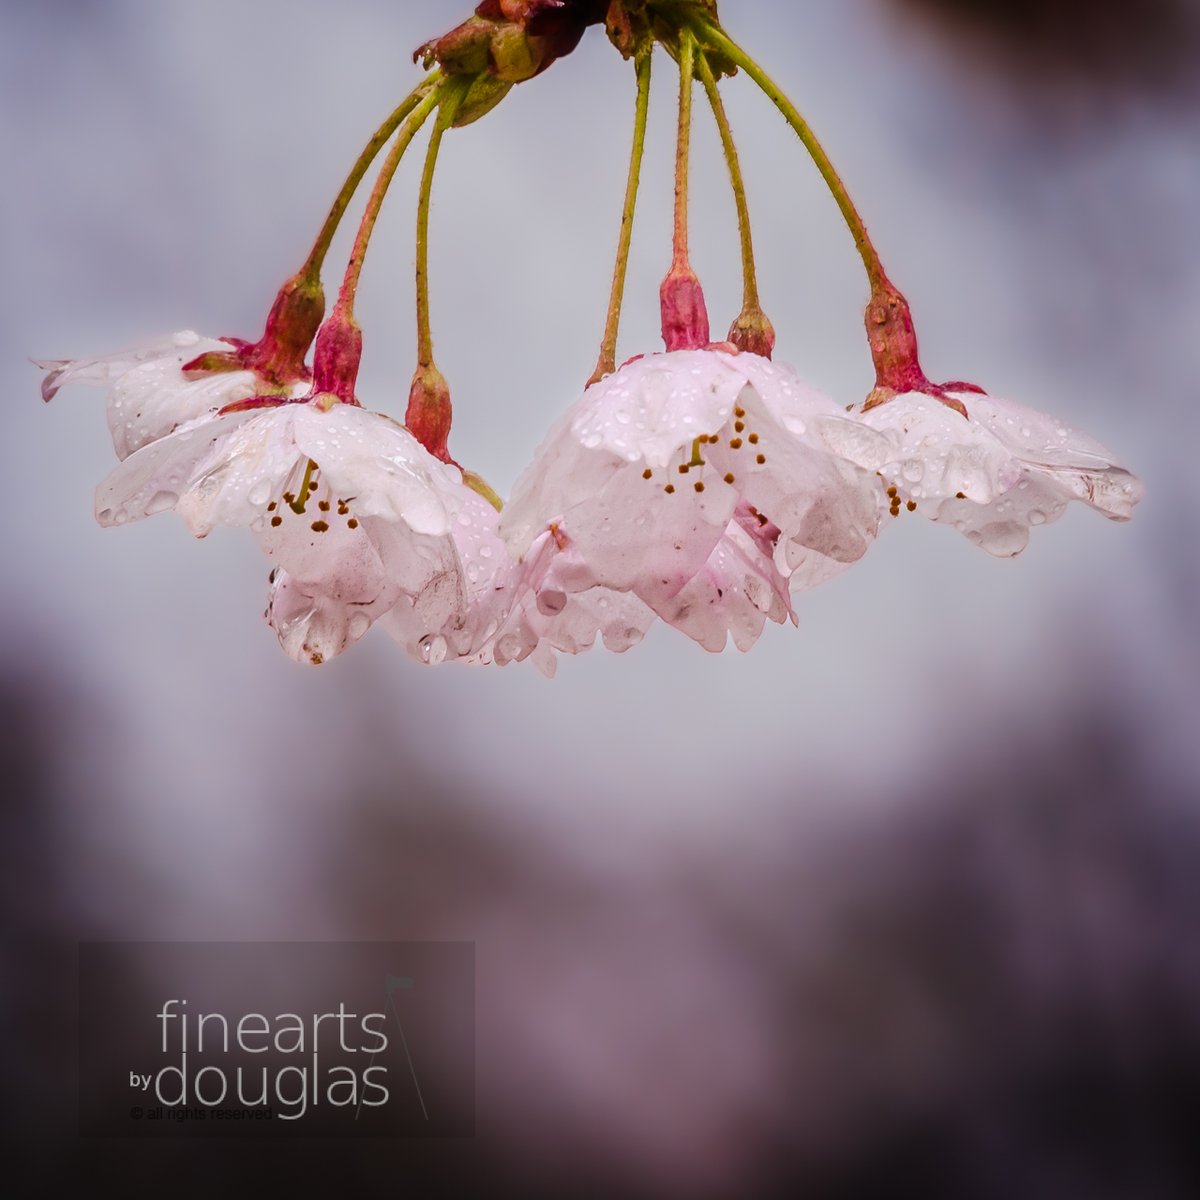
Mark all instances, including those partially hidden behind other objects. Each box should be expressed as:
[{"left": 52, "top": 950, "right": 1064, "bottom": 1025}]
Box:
[
  {"left": 537, "top": 590, "right": 567, "bottom": 616},
  {"left": 145, "top": 490, "right": 178, "bottom": 516},
  {"left": 419, "top": 634, "right": 448, "bottom": 665}
]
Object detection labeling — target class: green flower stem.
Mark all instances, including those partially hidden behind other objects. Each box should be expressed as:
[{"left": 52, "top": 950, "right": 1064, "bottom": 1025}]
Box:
[
  {"left": 589, "top": 45, "right": 653, "bottom": 385},
  {"left": 681, "top": 12, "right": 887, "bottom": 290},
  {"left": 415, "top": 79, "right": 468, "bottom": 368},
  {"left": 694, "top": 51, "right": 759, "bottom": 311},
  {"left": 337, "top": 83, "right": 443, "bottom": 313},
  {"left": 299, "top": 71, "right": 440, "bottom": 285},
  {"left": 672, "top": 27, "right": 697, "bottom": 271}
]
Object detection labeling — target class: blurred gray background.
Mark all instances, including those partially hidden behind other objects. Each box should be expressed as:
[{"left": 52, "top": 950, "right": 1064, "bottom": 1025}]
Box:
[{"left": 2, "top": 0, "right": 1198, "bottom": 1195}]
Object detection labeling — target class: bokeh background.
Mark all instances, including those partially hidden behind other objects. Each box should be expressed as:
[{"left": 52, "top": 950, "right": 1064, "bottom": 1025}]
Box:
[{"left": 2, "top": 0, "right": 1198, "bottom": 1195}]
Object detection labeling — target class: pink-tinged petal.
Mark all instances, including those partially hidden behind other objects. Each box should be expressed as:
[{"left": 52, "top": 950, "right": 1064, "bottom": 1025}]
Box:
[
  {"left": 382, "top": 491, "right": 518, "bottom": 665},
  {"left": 95, "top": 404, "right": 466, "bottom": 540},
  {"left": 954, "top": 393, "right": 1145, "bottom": 522},
  {"left": 574, "top": 351, "right": 748, "bottom": 467},
  {"left": 853, "top": 390, "right": 1144, "bottom": 555},
  {"left": 287, "top": 406, "right": 465, "bottom": 536},
  {"left": 94, "top": 412, "right": 255, "bottom": 531},
  {"left": 653, "top": 515, "right": 795, "bottom": 654},
  {"left": 502, "top": 350, "right": 748, "bottom": 556},
  {"left": 705, "top": 385, "right": 881, "bottom": 567},
  {"left": 561, "top": 467, "right": 737, "bottom": 607},
  {"left": 712, "top": 350, "right": 840, "bottom": 430},
  {"left": 266, "top": 570, "right": 380, "bottom": 667},
  {"left": 491, "top": 529, "right": 656, "bottom": 673},
  {"left": 856, "top": 392, "right": 1017, "bottom": 505},
  {"left": 39, "top": 331, "right": 275, "bottom": 460}
]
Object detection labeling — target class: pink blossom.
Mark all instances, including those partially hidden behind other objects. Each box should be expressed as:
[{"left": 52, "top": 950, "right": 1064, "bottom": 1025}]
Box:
[
  {"left": 95, "top": 400, "right": 481, "bottom": 665},
  {"left": 501, "top": 349, "right": 889, "bottom": 657},
  {"left": 845, "top": 390, "right": 1145, "bottom": 556}
]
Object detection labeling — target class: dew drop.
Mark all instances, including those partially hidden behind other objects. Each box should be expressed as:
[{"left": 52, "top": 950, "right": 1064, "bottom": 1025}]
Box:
[
  {"left": 145, "top": 490, "right": 178, "bottom": 515},
  {"left": 419, "top": 634, "right": 448, "bottom": 665}
]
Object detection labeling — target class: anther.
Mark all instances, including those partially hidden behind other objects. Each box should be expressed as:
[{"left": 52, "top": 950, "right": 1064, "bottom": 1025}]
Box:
[
  {"left": 694, "top": 481, "right": 705, "bottom": 493},
  {"left": 748, "top": 433, "right": 759, "bottom": 445},
  {"left": 347, "top": 518, "right": 359, "bottom": 529},
  {"left": 270, "top": 516, "right": 282, "bottom": 528},
  {"left": 664, "top": 484, "right": 676, "bottom": 494},
  {"left": 678, "top": 464, "right": 690, "bottom": 474},
  {"left": 756, "top": 454, "right": 766, "bottom": 465},
  {"left": 734, "top": 421, "right": 745, "bottom": 433},
  {"left": 311, "top": 520, "right": 329, "bottom": 533},
  {"left": 724, "top": 473, "right": 735, "bottom": 485},
  {"left": 642, "top": 468, "right": 653, "bottom": 480},
  {"left": 906, "top": 500, "right": 917, "bottom": 512},
  {"left": 730, "top": 438, "right": 743, "bottom": 449}
]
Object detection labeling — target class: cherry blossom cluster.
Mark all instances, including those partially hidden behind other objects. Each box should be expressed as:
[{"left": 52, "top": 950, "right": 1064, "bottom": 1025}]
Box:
[{"left": 41, "top": 1, "right": 1143, "bottom": 674}]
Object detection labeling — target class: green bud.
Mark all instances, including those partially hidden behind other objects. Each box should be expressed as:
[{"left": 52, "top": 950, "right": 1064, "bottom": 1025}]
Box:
[{"left": 453, "top": 74, "right": 515, "bottom": 126}]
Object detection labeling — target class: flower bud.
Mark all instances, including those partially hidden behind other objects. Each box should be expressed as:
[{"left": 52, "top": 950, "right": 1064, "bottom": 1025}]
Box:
[
  {"left": 728, "top": 304, "right": 776, "bottom": 359},
  {"left": 453, "top": 76, "right": 515, "bottom": 127}
]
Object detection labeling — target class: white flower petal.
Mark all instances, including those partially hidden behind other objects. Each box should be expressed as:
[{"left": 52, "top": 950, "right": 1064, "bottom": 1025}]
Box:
[
  {"left": 40, "top": 331, "right": 269, "bottom": 460},
  {"left": 382, "top": 491, "right": 517, "bottom": 665},
  {"left": 490, "top": 529, "right": 656, "bottom": 672},
  {"left": 96, "top": 404, "right": 465, "bottom": 539},
  {"left": 652, "top": 514, "right": 795, "bottom": 654},
  {"left": 854, "top": 390, "right": 1144, "bottom": 555}
]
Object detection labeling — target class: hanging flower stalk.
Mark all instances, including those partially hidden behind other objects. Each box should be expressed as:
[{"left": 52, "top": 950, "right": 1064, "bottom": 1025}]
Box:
[{"left": 41, "top": 0, "right": 1143, "bottom": 670}]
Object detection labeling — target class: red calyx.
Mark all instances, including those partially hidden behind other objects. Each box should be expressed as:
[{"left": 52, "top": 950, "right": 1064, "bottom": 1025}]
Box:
[
  {"left": 660, "top": 263, "right": 711, "bottom": 352},
  {"left": 310, "top": 307, "right": 363, "bottom": 406},
  {"left": 183, "top": 272, "right": 324, "bottom": 388},
  {"left": 217, "top": 304, "right": 361, "bottom": 418},
  {"left": 406, "top": 364, "right": 455, "bottom": 463},
  {"left": 862, "top": 276, "right": 985, "bottom": 417}
]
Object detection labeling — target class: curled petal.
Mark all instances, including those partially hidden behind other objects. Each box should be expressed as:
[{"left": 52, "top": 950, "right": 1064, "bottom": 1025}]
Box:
[
  {"left": 40, "top": 331, "right": 276, "bottom": 460},
  {"left": 853, "top": 390, "right": 1144, "bottom": 556}
]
